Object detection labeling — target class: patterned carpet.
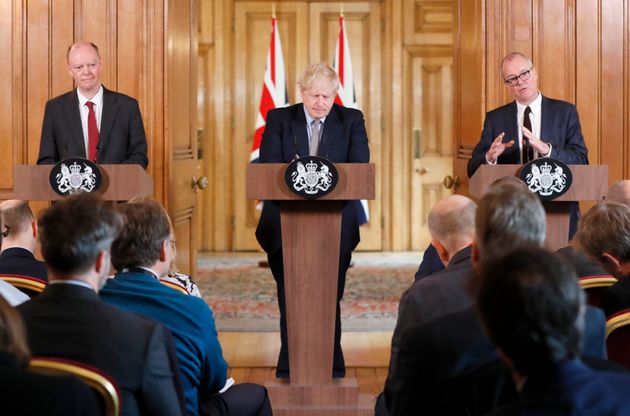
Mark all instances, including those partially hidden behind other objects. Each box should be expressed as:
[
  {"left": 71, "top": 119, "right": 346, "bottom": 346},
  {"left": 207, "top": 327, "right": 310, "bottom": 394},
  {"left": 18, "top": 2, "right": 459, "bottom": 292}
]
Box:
[{"left": 196, "top": 253, "right": 418, "bottom": 332}]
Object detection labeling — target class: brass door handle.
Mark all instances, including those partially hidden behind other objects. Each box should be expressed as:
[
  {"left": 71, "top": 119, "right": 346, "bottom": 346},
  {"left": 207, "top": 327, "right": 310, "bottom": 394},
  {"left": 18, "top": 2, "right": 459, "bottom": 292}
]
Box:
[
  {"left": 443, "top": 175, "right": 460, "bottom": 189},
  {"left": 192, "top": 176, "right": 209, "bottom": 191},
  {"left": 415, "top": 167, "right": 429, "bottom": 175}
]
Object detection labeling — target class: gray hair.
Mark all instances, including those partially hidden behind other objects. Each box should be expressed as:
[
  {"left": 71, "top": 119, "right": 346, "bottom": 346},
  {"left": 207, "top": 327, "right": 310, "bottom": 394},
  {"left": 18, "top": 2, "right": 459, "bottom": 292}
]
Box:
[
  {"left": 475, "top": 182, "right": 546, "bottom": 261},
  {"left": 298, "top": 62, "right": 339, "bottom": 93},
  {"left": 500, "top": 52, "right": 534, "bottom": 79},
  {"left": 575, "top": 201, "right": 630, "bottom": 263}
]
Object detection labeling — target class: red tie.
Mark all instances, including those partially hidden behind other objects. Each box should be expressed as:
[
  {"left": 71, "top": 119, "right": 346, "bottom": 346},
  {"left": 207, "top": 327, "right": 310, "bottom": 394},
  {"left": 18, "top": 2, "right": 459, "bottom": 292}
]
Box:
[{"left": 85, "top": 101, "right": 99, "bottom": 162}]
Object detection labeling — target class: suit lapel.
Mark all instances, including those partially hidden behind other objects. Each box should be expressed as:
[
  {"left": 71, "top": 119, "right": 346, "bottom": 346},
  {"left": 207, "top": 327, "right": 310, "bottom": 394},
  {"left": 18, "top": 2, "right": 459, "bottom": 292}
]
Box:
[
  {"left": 291, "top": 104, "right": 310, "bottom": 158},
  {"left": 540, "top": 95, "right": 551, "bottom": 143},
  {"left": 99, "top": 87, "right": 119, "bottom": 154},
  {"left": 321, "top": 105, "right": 343, "bottom": 160},
  {"left": 506, "top": 101, "right": 519, "bottom": 142},
  {"left": 63, "top": 91, "right": 87, "bottom": 157}
]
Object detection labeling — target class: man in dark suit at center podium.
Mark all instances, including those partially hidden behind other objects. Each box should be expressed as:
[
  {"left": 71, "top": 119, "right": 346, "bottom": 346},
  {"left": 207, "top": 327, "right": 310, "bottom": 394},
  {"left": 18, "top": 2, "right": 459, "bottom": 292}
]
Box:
[{"left": 256, "top": 62, "right": 370, "bottom": 378}]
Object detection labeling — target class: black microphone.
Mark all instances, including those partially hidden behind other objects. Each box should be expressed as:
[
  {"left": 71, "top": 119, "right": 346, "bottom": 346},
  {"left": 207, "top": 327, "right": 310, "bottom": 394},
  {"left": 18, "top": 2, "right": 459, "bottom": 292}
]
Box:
[{"left": 293, "top": 135, "right": 300, "bottom": 160}]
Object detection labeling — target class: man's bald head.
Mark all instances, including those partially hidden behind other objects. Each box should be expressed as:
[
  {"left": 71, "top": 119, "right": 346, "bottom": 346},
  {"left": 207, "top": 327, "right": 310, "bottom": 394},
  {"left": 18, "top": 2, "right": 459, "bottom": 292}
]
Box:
[
  {"left": 428, "top": 195, "right": 476, "bottom": 256},
  {"left": 606, "top": 180, "right": 630, "bottom": 206}
]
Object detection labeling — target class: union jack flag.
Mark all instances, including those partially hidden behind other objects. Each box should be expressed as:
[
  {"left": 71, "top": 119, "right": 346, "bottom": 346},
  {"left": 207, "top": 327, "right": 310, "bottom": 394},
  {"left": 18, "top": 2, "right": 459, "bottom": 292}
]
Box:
[{"left": 332, "top": 14, "right": 369, "bottom": 224}]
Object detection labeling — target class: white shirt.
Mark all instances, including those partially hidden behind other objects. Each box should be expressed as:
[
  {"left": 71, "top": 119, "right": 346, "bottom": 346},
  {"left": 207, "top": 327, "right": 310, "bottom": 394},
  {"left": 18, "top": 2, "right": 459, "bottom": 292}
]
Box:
[
  {"left": 77, "top": 86, "right": 104, "bottom": 158},
  {"left": 486, "top": 92, "right": 551, "bottom": 164},
  {"left": 0, "top": 279, "right": 29, "bottom": 306},
  {"left": 516, "top": 92, "right": 543, "bottom": 162}
]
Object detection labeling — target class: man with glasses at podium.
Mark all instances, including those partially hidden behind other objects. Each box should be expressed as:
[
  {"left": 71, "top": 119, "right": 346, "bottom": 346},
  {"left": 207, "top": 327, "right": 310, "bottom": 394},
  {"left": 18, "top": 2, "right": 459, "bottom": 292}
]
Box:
[
  {"left": 467, "top": 52, "right": 589, "bottom": 238},
  {"left": 255, "top": 62, "right": 370, "bottom": 379}
]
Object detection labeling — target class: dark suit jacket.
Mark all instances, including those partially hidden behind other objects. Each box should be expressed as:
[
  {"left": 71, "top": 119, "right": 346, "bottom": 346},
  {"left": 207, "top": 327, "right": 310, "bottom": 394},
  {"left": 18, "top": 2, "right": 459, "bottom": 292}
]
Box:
[
  {"left": 255, "top": 103, "right": 370, "bottom": 254},
  {"left": 489, "top": 360, "right": 630, "bottom": 416},
  {"left": 0, "top": 247, "right": 48, "bottom": 281},
  {"left": 37, "top": 87, "right": 148, "bottom": 168},
  {"left": 556, "top": 246, "right": 607, "bottom": 278},
  {"left": 414, "top": 243, "right": 445, "bottom": 281},
  {"left": 18, "top": 283, "right": 182, "bottom": 416},
  {"left": 468, "top": 96, "right": 589, "bottom": 178},
  {"left": 0, "top": 352, "right": 102, "bottom": 416},
  {"left": 600, "top": 275, "right": 630, "bottom": 317},
  {"left": 389, "top": 246, "right": 473, "bottom": 375},
  {"left": 386, "top": 305, "right": 608, "bottom": 416}
]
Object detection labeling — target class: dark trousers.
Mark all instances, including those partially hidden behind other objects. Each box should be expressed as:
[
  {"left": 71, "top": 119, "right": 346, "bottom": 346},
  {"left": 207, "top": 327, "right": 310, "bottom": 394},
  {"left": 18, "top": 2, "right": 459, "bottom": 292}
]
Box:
[
  {"left": 200, "top": 383, "right": 272, "bottom": 416},
  {"left": 268, "top": 249, "right": 351, "bottom": 378}
]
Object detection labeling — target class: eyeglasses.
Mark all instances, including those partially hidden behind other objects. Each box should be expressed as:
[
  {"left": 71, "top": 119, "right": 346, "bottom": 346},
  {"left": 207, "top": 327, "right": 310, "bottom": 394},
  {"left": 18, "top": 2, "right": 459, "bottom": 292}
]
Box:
[{"left": 504, "top": 68, "right": 533, "bottom": 86}]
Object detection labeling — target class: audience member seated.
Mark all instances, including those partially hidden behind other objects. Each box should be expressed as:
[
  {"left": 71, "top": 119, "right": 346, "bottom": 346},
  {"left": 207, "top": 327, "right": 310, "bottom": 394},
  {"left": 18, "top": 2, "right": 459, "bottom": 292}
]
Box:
[
  {"left": 0, "top": 212, "right": 29, "bottom": 306},
  {"left": 477, "top": 247, "right": 630, "bottom": 415},
  {"left": 556, "top": 245, "right": 607, "bottom": 277},
  {"left": 0, "top": 295, "right": 102, "bottom": 415},
  {"left": 576, "top": 201, "right": 630, "bottom": 317},
  {"left": 0, "top": 200, "right": 47, "bottom": 281},
  {"left": 375, "top": 195, "right": 476, "bottom": 414},
  {"left": 100, "top": 200, "right": 272, "bottom": 416},
  {"left": 556, "top": 180, "right": 630, "bottom": 281},
  {"left": 383, "top": 179, "right": 608, "bottom": 416},
  {"left": 18, "top": 193, "right": 182, "bottom": 416},
  {"left": 413, "top": 243, "right": 444, "bottom": 281},
  {"left": 160, "top": 236, "right": 202, "bottom": 298}
]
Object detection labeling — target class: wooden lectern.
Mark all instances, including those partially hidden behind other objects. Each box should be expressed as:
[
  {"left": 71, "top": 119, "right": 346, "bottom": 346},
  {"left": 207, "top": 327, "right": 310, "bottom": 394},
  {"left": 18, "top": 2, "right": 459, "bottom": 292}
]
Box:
[
  {"left": 469, "top": 164, "right": 608, "bottom": 251},
  {"left": 13, "top": 164, "right": 153, "bottom": 201},
  {"left": 247, "top": 163, "right": 375, "bottom": 416}
]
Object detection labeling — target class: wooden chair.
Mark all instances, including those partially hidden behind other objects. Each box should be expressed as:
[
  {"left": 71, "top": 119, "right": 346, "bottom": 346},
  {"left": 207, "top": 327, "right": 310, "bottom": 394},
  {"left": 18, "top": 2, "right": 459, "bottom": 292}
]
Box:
[
  {"left": 578, "top": 275, "right": 617, "bottom": 307},
  {"left": 605, "top": 309, "right": 630, "bottom": 369},
  {"left": 0, "top": 274, "right": 47, "bottom": 297},
  {"left": 29, "top": 357, "right": 121, "bottom": 416},
  {"left": 160, "top": 279, "right": 189, "bottom": 295}
]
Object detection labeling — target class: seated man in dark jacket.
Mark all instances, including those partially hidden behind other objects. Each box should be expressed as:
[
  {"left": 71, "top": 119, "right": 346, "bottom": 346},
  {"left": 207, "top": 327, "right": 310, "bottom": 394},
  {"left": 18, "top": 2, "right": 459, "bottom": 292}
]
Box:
[
  {"left": 477, "top": 247, "right": 630, "bottom": 415},
  {"left": 0, "top": 200, "right": 47, "bottom": 281},
  {"left": 18, "top": 193, "right": 182, "bottom": 416}
]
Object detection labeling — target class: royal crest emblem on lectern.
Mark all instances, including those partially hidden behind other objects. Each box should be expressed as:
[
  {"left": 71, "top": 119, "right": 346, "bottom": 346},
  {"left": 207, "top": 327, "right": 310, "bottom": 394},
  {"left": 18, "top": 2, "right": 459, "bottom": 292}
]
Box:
[
  {"left": 284, "top": 156, "right": 338, "bottom": 199},
  {"left": 49, "top": 158, "right": 102, "bottom": 196},
  {"left": 519, "top": 158, "right": 573, "bottom": 201}
]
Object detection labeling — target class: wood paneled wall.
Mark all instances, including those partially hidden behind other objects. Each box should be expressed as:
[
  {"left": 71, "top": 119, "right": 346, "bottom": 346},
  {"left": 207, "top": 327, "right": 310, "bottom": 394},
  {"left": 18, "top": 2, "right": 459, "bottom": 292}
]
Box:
[
  {"left": 6, "top": 0, "right": 630, "bottom": 254},
  {"left": 455, "top": 0, "right": 630, "bottom": 197}
]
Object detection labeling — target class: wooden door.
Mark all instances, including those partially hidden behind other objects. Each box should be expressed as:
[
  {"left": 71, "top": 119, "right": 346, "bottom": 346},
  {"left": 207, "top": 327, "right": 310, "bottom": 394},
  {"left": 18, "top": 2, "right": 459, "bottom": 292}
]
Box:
[
  {"left": 166, "top": 0, "right": 199, "bottom": 275},
  {"left": 232, "top": 1, "right": 382, "bottom": 251},
  {"left": 406, "top": 53, "right": 454, "bottom": 250}
]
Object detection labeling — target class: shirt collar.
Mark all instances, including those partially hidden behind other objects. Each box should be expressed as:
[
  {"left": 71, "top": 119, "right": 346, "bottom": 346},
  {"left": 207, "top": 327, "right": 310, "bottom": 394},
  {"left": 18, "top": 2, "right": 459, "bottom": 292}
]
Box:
[
  {"left": 121, "top": 266, "right": 161, "bottom": 281},
  {"left": 49, "top": 279, "right": 94, "bottom": 291},
  {"left": 516, "top": 91, "right": 542, "bottom": 115},
  {"left": 76, "top": 85, "right": 104, "bottom": 107}
]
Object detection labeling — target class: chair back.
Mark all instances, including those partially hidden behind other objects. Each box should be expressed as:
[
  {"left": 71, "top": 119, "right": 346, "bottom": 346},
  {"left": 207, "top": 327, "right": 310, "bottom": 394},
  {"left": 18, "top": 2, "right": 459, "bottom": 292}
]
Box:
[
  {"left": 605, "top": 308, "right": 630, "bottom": 369},
  {"left": 29, "top": 357, "right": 121, "bottom": 416},
  {"left": 0, "top": 274, "right": 47, "bottom": 297},
  {"left": 579, "top": 275, "right": 617, "bottom": 306}
]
